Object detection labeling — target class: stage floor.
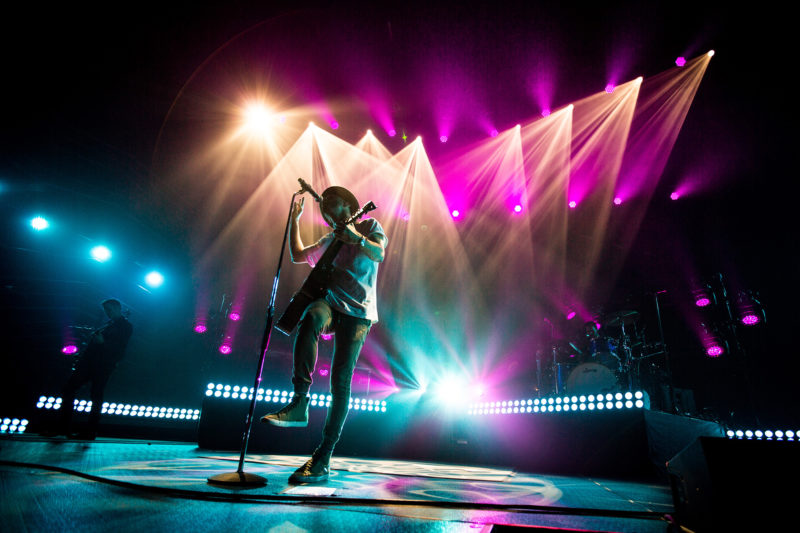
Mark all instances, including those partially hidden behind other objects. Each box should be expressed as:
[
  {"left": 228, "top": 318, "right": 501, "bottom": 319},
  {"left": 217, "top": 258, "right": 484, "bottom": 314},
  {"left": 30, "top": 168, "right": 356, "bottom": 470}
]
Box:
[{"left": 1, "top": 435, "right": 675, "bottom": 532}]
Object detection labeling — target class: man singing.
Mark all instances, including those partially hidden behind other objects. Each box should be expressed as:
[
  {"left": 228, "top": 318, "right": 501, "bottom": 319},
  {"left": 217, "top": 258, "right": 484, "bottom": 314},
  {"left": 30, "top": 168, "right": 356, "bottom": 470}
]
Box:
[{"left": 262, "top": 185, "right": 387, "bottom": 483}]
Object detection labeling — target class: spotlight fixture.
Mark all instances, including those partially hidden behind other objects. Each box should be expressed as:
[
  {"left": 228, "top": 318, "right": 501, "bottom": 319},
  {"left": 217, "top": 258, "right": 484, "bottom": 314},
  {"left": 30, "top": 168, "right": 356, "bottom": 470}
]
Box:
[
  {"left": 736, "top": 290, "right": 765, "bottom": 326},
  {"left": 568, "top": 200, "right": 577, "bottom": 209},
  {"left": 700, "top": 323, "right": 726, "bottom": 358},
  {"left": 90, "top": 245, "right": 112, "bottom": 262},
  {"left": 692, "top": 286, "right": 713, "bottom": 308},
  {"left": 670, "top": 192, "right": 680, "bottom": 200},
  {"left": 144, "top": 271, "right": 164, "bottom": 288},
  {"left": 30, "top": 216, "right": 50, "bottom": 231},
  {"left": 676, "top": 57, "right": 687, "bottom": 67},
  {"left": 705, "top": 344, "right": 724, "bottom": 357}
]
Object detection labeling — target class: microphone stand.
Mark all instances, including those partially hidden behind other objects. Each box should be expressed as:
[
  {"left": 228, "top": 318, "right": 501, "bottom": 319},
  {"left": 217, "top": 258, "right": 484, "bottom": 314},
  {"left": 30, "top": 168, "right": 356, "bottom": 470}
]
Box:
[
  {"left": 208, "top": 190, "right": 302, "bottom": 486},
  {"left": 653, "top": 290, "right": 677, "bottom": 414}
]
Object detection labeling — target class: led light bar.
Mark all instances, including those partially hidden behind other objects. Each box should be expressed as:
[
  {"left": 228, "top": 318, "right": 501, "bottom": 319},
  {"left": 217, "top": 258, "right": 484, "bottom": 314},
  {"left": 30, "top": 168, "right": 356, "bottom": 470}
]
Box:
[
  {"left": 726, "top": 429, "right": 798, "bottom": 441},
  {"left": 468, "top": 390, "right": 649, "bottom": 416},
  {"left": 36, "top": 396, "right": 200, "bottom": 420},
  {"left": 1, "top": 417, "right": 29, "bottom": 434},
  {"left": 205, "top": 383, "right": 387, "bottom": 413}
]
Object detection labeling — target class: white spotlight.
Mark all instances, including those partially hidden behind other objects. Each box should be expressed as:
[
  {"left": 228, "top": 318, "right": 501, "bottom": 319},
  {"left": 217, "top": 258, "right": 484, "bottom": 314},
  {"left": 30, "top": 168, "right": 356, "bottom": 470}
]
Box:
[
  {"left": 90, "top": 245, "right": 112, "bottom": 262},
  {"left": 31, "top": 216, "right": 50, "bottom": 231},
  {"left": 144, "top": 271, "right": 164, "bottom": 288}
]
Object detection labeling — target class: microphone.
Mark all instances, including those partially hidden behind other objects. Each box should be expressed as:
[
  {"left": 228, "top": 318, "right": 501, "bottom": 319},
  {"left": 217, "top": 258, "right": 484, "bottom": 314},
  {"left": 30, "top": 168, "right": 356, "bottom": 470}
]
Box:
[{"left": 297, "top": 178, "right": 323, "bottom": 203}]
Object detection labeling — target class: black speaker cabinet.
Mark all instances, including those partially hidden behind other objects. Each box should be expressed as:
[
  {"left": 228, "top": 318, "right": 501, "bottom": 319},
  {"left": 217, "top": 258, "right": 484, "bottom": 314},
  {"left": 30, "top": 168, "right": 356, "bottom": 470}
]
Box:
[{"left": 667, "top": 437, "right": 798, "bottom": 531}]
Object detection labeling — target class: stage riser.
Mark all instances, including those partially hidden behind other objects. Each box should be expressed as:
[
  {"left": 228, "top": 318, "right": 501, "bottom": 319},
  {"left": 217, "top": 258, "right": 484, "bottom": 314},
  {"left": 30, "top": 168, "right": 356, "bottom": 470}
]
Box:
[
  {"left": 667, "top": 437, "right": 799, "bottom": 530},
  {"left": 198, "top": 397, "right": 724, "bottom": 480}
]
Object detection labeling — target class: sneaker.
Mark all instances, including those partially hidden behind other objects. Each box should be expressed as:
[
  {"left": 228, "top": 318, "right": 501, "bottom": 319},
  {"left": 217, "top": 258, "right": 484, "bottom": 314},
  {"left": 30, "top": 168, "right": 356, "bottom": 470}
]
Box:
[
  {"left": 260, "top": 394, "right": 309, "bottom": 427},
  {"left": 288, "top": 455, "right": 330, "bottom": 484}
]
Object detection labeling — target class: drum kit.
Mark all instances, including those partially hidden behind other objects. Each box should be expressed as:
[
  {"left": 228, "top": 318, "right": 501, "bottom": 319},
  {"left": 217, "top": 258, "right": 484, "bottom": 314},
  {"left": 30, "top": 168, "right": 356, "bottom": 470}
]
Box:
[{"left": 535, "top": 309, "right": 668, "bottom": 397}]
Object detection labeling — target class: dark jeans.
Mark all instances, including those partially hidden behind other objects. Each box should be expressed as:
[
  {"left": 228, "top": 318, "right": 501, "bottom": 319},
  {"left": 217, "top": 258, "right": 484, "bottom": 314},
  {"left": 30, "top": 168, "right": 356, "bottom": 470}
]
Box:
[
  {"left": 59, "top": 358, "right": 115, "bottom": 434},
  {"left": 292, "top": 299, "right": 371, "bottom": 455}
]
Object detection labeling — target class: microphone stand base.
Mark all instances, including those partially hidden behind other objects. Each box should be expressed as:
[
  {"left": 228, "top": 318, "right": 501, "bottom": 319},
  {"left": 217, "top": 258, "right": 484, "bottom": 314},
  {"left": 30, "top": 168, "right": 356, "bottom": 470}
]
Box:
[{"left": 207, "top": 470, "right": 267, "bottom": 486}]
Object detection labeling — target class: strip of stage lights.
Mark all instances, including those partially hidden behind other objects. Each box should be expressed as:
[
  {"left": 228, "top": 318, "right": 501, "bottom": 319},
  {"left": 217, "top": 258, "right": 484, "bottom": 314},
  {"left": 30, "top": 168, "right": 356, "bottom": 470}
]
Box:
[
  {"left": 468, "top": 391, "right": 649, "bottom": 416},
  {"left": 1, "top": 418, "right": 29, "bottom": 434},
  {"left": 726, "top": 429, "right": 798, "bottom": 441},
  {"left": 36, "top": 397, "right": 200, "bottom": 420},
  {"left": 205, "top": 383, "right": 387, "bottom": 413}
]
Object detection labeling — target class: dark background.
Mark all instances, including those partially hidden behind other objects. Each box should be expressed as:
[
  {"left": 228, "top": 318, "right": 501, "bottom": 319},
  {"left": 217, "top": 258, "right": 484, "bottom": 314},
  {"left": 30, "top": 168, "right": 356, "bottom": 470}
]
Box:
[{"left": 1, "top": 2, "right": 795, "bottom": 428}]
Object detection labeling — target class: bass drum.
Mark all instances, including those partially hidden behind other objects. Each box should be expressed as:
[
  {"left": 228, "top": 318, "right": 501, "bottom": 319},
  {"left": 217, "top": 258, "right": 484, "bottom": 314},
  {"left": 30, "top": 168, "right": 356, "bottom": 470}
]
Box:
[{"left": 565, "top": 362, "right": 619, "bottom": 395}]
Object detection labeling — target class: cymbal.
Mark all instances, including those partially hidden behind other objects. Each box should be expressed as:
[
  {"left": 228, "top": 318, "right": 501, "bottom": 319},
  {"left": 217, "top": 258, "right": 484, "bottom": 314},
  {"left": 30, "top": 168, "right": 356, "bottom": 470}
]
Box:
[{"left": 604, "top": 310, "right": 639, "bottom": 326}]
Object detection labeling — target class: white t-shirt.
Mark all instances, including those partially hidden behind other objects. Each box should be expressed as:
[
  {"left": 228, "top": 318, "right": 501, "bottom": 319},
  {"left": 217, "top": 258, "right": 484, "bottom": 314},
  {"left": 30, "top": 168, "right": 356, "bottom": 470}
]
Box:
[{"left": 305, "top": 218, "right": 386, "bottom": 323}]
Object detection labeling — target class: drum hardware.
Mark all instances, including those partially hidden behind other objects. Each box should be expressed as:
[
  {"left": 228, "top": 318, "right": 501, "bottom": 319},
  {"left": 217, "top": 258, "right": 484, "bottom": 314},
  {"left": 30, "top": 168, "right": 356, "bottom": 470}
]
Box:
[
  {"left": 603, "top": 309, "right": 639, "bottom": 327},
  {"left": 549, "top": 339, "right": 580, "bottom": 395},
  {"left": 565, "top": 362, "right": 619, "bottom": 395}
]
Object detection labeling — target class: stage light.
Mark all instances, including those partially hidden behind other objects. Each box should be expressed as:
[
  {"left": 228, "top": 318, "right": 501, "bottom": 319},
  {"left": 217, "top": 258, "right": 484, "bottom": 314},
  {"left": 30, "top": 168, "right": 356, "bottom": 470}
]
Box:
[
  {"left": 605, "top": 83, "right": 615, "bottom": 93},
  {"left": 330, "top": 120, "right": 339, "bottom": 130},
  {"left": 229, "top": 312, "right": 240, "bottom": 321},
  {"left": 388, "top": 129, "right": 396, "bottom": 137},
  {"left": 513, "top": 204, "right": 523, "bottom": 213},
  {"left": 219, "top": 343, "right": 232, "bottom": 355},
  {"left": 144, "top": 271, "right": 164, "bottom": 288},
  {"left": 541, "top": 109, "right": 551, "bottom": 117},
  {"left": 489, "top": 129, "right": 499, "bottom": 137},
  {"left": 568, "top": 200, "right": 577, "bottom": 209},
  {"left": 741, "top": 314, "right": 760, "bottom": 326},
  {"left": 30, "top": 216, "right": 49, "bottom": 231},
  {"left": 440, "top": 135, "right": 448, "bottom": 143},
  {"left": 736, "top": 290, "right": 764, "bottom": 326},
  {"left": 62, "top": 345, "right": 78, "bottom": 354},
  {"left": 194, "top": 324, "right": 207, "bottom": 334},
  {"left": 613, "top": 197, "right": 623, "bottom": 205},
  {"left": 451, "top": 209, "right": 461, "bottom": 219},
  {"left": 676, "top": 57, "right": 687, "bottom": 67},
  {"left": 435, "top": 376, "right": 467, "bottom": 406},
  {"left": 707, "top": 50, "right": 715, "bottom": 57},
  {"left": 244, "top": 104, "right": 275, "bottom": 136},
  {"left": 693, "top": 288, "right": 713, "bottom": 307},
  {"left": 705, "top": 344, "right": 724, "bottom": 357},
  {"left": 670, "top": 192, "right": 680, "bottom": 200},
  {"left": 566, "top": 310, "right": 576, "bottom": 320},
  {"left": 90, "top": 245, "right": 112, "bottom": 262}
]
